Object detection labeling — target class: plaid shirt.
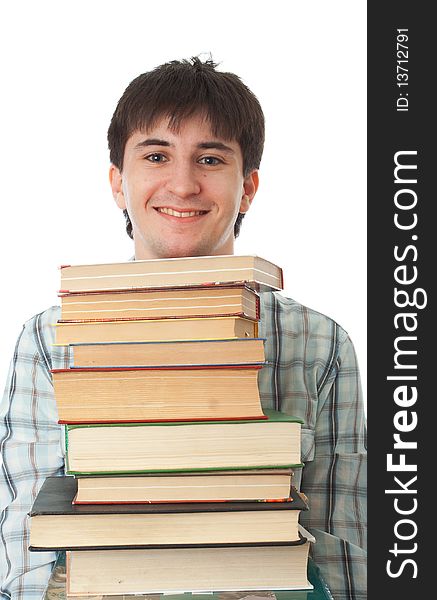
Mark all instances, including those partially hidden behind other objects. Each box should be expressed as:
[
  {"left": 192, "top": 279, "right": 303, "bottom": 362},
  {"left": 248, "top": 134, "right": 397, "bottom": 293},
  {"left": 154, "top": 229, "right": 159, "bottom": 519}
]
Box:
[{"left": 0, "top": 292, "right": 367, "bottom": 600}]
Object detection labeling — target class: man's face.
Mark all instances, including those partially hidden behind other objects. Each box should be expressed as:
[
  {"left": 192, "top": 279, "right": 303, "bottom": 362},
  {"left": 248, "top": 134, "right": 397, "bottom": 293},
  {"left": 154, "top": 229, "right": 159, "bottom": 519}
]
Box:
[{"left": 110, "top": 114, "right": 258, "bottom": 259}]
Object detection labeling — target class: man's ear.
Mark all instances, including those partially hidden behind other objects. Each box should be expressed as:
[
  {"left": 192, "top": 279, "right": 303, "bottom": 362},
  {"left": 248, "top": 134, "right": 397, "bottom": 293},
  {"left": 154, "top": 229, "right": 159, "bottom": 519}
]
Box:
[
  {"left": 240, "top": 170, "right": 259, "bottom": 214},
  {"left": 109, "top": 164, "right": 126, "bottom": 209}
]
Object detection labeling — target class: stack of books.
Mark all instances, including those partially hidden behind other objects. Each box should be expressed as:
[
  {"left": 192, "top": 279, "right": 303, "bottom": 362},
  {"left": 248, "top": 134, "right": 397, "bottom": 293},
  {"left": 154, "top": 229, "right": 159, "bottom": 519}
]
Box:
[{"left": 29, "top": 255, "right": 317, "bottom": 597}]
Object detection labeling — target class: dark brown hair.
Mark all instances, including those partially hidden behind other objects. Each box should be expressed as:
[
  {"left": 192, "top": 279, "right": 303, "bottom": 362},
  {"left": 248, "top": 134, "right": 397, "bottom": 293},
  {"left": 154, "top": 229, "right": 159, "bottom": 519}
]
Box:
[{"left": 107, "top": 56, "right": 265, "bottom": 239}]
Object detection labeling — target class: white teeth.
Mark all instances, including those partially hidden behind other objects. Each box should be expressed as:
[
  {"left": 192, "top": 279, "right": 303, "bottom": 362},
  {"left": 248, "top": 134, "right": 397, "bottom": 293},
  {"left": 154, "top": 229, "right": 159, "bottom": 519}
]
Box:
[{"left": 157, "top": 208, "right": 205, "bottom": 217}]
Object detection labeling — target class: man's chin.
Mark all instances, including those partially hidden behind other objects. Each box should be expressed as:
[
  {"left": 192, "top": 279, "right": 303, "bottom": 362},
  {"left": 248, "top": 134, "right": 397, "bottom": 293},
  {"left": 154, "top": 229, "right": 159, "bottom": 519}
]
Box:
[
  {"left": 159, "top": 247, "right": 211, "bottom": 259},
  {"left": 134, "top": 232, "right": 233, "bottom": 260},
  {"left": 137, "top": 241, "right": 213, "bottom": 260}
]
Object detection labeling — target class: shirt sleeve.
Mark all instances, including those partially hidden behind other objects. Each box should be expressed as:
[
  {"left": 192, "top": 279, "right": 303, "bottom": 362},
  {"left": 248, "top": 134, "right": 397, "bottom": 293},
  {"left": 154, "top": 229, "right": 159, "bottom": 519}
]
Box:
[
  {"left": 0, "top": 312, "right": 64, "bottom": 600},
  {"left": 300, "top": 333, "right": 367, "bottom": 600}
]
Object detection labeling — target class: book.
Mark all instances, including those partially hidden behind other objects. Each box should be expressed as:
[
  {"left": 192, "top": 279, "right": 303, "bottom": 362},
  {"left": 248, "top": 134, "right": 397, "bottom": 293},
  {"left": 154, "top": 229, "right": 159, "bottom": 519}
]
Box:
[
  {"left": 51, "top": 365, "right": 265, "bottom": 424},
  {"left": 73, "top": 469, "right": 294, "bottom": 504},
  {"left": 55, "top": 315, "right": 258, "bottom": 345},
  {"left": 65, "top": 531, "right": 315, "bottom": 595},
  {"left": 28, "top": 476, "right": 308, "bottom": 550},
  {"left": 64, "top": 410, "right": 303, "bottom": 475},
  {"left": 44, "top": 554, "right": 334, "bottom": 600},
  {"left": 59, "top": 284, "right": 260, "bottom": 322},
  {"left": 68, "top": 338, "right": 266, "bottom": 369},
  {"left": 59, "top": 255, "right": 283, "bottom": 294}
]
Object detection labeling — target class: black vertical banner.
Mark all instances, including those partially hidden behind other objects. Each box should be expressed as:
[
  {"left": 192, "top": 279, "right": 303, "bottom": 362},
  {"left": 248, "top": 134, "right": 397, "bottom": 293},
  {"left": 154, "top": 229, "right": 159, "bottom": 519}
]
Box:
[{"left": 368, "top": 2, "right": 433, "bottom": 597}]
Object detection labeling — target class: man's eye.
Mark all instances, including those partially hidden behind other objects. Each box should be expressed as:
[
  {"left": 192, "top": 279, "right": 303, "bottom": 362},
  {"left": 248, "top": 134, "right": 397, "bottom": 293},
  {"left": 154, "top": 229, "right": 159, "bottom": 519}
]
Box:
[
  {"left": 199, "top": 156, "right": 222, "bottom": 166},
  {"left": 146, "top": 153, "right": 167, "bottom": 163}
]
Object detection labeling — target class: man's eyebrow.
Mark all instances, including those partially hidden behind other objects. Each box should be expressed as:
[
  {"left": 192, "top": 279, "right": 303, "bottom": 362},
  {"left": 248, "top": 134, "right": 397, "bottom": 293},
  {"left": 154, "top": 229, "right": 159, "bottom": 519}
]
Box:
[
  {"left": 197, "top": 142, "right": 235, "bottom": 154},
  {"left": 133, "top": 138, "right": 171, "bottom": 150}
]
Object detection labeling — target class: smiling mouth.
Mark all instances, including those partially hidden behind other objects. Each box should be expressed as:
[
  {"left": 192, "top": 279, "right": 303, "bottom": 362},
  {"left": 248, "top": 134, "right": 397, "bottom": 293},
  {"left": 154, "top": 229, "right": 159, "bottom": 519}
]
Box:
[{"left": 155, "top": 207, "right": 209, "bottom": 218}]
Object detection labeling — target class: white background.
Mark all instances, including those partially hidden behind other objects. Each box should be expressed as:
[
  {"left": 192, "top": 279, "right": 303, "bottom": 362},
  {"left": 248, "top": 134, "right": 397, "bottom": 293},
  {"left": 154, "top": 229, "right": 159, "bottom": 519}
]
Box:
[{"left": 0, "top": 1, "right": 366, "bottom": 404}]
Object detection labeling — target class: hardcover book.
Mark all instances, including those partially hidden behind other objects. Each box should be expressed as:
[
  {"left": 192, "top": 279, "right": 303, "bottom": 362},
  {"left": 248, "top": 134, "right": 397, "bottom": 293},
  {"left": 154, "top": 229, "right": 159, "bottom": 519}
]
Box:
[
  {"left": 51, "top": 365, "right": 265, "bottom": 423},
  {"left": 29, "top": 476, "right": 308, "bottom": 550},
  {"left": 73, "top": 469, "right": 295, "bottom": 504},
  {"left": 68, "top": 338, "right": 266, "bottom": 369},
  {"left": 64, "top": 410, "right": 303, "bottom": 475},
  {"left": 65, "top": 534, "right": 314, "bottom": 595},
  {"left": 59, "top": 255, "right": 283, "bottom": 294},
  {"left": 55, "top": 315, "right": 258, "bottom": 345},
  {"left": 59, "top": 284, "right": 260, "bottom": 322},
  {"left": 43, "top": 554, "right": 334, "bottom": 600}
]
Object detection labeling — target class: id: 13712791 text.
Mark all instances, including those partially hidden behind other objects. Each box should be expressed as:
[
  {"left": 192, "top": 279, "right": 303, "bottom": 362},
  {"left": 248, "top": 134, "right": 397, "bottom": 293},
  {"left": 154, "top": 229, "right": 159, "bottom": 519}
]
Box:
[{"left": 396, "top": 29, "right": 409, "bottom": 112}]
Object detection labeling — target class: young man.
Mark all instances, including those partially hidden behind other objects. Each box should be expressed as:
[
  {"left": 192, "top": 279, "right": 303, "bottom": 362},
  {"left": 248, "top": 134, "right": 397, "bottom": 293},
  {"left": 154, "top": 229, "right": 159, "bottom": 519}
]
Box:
[{"left": 0, "top": 58, "right": 366, "bottom": 600}]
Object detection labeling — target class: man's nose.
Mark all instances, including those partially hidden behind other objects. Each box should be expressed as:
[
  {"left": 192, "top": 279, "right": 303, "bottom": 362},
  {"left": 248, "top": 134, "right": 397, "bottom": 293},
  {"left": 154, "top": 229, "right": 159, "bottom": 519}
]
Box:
[{"left": 165, "top": 163, "right": 201, "bottom": 198}]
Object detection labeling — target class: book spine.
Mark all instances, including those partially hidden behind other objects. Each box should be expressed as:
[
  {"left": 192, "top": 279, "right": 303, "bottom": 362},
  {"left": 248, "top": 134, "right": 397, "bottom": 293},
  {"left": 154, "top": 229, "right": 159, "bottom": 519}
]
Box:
[
  {"left": 280, "top": 267, "right": 284, "bottom": 289},
  {"left": 255, "top": 294, "right": 260, "bottom": 320}
]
